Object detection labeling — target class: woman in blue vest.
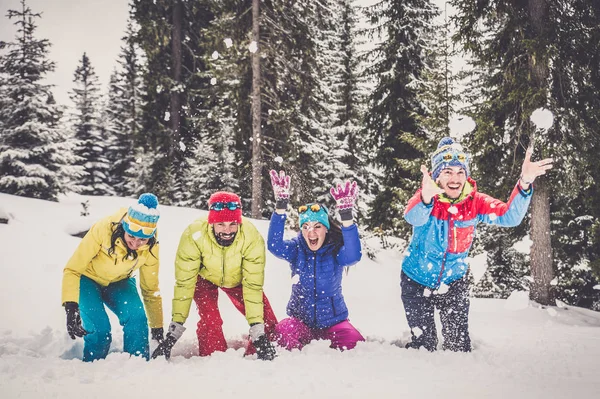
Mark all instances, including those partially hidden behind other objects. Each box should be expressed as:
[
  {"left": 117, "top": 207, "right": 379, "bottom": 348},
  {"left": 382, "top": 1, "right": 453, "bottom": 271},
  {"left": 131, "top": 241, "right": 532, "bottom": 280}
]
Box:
[{"left": 267, "top": 170, "right": 364, "bottom": 351}]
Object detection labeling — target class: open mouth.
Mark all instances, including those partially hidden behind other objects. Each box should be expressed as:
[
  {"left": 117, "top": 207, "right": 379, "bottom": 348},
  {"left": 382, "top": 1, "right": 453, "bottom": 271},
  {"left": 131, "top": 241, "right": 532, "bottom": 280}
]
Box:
[
  {"left": 447, "top": 183, "right": 461, "bottom": 190},
  {"left": 308, "top": 238, "right": 318, "bottom": 246}
]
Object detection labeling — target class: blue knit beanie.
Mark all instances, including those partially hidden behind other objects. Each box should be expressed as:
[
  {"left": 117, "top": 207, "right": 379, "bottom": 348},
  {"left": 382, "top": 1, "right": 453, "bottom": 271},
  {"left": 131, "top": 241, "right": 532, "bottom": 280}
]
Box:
[
  {"left": 431, "top": 137, "right": 470, "bottom": 180},
  {"left": 299, "top": 204, "right": 330, "bottom": 230},
  {"left": 122, "top": 193, "right": 160, "bottom": 239}
]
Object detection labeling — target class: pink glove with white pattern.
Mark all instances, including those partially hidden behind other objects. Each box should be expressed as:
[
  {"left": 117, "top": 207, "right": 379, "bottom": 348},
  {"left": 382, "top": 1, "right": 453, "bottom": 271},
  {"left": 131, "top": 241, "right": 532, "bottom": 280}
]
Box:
[
  {"left": 330, "top": 180, "right": 358, "bottom": 221},
  {"left": 269, "top": 169, "right": 291, "bottom": 209}
]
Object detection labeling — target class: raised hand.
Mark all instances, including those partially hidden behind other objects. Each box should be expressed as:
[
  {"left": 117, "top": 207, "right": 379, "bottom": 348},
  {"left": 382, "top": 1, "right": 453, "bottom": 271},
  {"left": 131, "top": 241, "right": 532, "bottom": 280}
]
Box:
[
  {"left": 420, "top": 165, "right": 444, "bottom": 204},
  {"left": 330, "top": 180, "right": 358, "bottom": 221},
  {"left": 269, "top": 169, "right": 291, "bottom": 210},
  {"left": 520, "top": 146, "right": 553, "bottom": 188}
]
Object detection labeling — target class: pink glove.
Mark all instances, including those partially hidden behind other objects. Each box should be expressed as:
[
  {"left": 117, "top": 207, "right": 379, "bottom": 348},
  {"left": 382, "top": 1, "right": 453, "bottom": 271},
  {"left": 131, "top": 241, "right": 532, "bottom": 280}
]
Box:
[
  {"left": 330, "top": 181, "right": 358, "bottom": 220},
  {"left": 269, "top": 170, "right": 290, "bottom": 210}
]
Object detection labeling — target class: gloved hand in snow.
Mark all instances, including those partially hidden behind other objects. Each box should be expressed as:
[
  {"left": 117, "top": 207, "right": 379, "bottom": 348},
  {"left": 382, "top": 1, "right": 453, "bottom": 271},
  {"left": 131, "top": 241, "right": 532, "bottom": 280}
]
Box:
[
  {"left": 64, "top": 301, "right": 87, "bottom": 340},
  {"left": 269, "top": 169, "right": 291, "bottom": 210},
  {"left": 151, "top": 321, "right": 185, "bottom": 360},
  {"left": 330, "top": 180, "right": 358, "bottom": 221},
  {"left": 249, "top": 323, "right": 276, "bottom": 361},
  {"left": 151, "top": 327, "right": 164, "bottom": 343}
]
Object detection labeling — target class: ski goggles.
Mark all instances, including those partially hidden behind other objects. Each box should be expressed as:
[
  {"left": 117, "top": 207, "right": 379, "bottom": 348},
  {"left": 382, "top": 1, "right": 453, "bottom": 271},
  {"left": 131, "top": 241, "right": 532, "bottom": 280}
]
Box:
[
  {"left": 122, "top": 216, "right": 156, "bottom": 237},
  {"left": 210, "top": 201, "right": 242, "bottom": 211},
  {"left": 442, "top": 152, "right": 467, "bottom": 162},
  {"left": 298, "top": 203, "right": 323, "bottom": 214}
]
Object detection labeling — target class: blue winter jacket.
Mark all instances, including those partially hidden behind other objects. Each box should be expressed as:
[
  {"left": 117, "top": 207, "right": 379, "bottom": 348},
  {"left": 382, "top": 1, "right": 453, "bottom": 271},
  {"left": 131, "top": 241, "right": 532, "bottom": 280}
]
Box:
[
  {"left": 402, "top": 178, "right": 533, "bottom": 289},
  {"left": 268, "top": 213, "right": 362, "bottom": 329}
]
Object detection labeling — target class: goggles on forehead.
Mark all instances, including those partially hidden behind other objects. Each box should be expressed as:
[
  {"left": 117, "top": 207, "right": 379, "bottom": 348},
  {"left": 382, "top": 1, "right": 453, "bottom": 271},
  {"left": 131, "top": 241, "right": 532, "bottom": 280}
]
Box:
[
  {"left": 442, "top": 152, "right": 467, "bottom": 162},
  {"left": 298, "top": 203, "right": 322, "bottom": 214},
  {"left": 210, "top": 201, "right": 242, "bottom": 211},
  {"left": 123, "top": 217, "right": 156, "bottom": 236}
]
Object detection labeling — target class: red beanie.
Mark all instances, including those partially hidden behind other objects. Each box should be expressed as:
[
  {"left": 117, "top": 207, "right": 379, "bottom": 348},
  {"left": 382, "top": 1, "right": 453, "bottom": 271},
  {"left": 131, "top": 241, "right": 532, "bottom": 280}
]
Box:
[{"left": 207, "top": 191, "right": 243, "bottom": 224}]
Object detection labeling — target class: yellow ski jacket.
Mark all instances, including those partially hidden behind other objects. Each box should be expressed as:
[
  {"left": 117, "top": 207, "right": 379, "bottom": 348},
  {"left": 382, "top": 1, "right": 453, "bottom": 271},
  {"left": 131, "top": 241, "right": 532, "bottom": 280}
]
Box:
[
  {"left": 172, "top": 217, "right": 266, "bottom": 326},
  {"left": 61, "top": 209, "right": 163, "bottom": 328}
]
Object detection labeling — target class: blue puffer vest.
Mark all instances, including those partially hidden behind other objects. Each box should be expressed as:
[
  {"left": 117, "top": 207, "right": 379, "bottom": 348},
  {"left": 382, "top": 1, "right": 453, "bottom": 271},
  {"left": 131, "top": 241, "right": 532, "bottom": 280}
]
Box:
[{"left": 267, "top": 213, "right": 362, "bottom": 329}]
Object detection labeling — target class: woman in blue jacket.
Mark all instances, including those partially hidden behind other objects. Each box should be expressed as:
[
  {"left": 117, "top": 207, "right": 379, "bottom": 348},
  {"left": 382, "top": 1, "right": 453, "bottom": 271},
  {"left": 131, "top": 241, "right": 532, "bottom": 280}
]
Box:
[{"left": 268, "top": 170, "right": 364, "bottom": 351}]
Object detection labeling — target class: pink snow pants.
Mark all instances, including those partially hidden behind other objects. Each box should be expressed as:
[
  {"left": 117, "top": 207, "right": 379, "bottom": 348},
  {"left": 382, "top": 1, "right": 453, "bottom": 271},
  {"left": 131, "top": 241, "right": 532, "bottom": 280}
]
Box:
[{"left": 275, "top": 317, "right": 364, "bottom": 351}]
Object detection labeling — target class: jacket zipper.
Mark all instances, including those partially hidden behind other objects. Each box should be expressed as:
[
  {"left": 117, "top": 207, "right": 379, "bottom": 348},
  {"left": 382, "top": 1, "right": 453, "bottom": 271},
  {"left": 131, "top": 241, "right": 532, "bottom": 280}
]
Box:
[
  {"left": 221, "top": 247, "right": 225, "bottom": 286},
  {"left": 313, "top": 253, "right": 317, "bottom": 325},
  {"left": 437, "top": 215, "right": 453, "bottom": 286}
]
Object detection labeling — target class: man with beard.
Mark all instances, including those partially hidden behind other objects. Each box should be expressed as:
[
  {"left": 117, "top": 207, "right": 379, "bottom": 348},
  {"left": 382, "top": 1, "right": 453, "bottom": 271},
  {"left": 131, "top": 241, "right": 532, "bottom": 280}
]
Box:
[
  {"left": 400, "top": 137, "right": 553, "bottom": 352},
  {"left": 152, "top": 191, "right": 277, "bottom": 361}
]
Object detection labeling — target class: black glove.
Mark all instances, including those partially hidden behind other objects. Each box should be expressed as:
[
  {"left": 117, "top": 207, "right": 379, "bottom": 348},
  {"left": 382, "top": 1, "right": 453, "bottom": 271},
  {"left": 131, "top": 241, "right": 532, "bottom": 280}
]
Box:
[
  {"left": 64, "top": 301, "right": 87, "bottom": 340},
  {"left": 151, "top": 321, "right": 185, "bottom": 360},
  {"left": 254, "top": 334, "right": 277, "bottom": 361},
  {"left": 151, "top": 327, "right": 164, "bottom": 343},
  {"left": 151, "top": 334, "right": 178, "bottom": 360}
]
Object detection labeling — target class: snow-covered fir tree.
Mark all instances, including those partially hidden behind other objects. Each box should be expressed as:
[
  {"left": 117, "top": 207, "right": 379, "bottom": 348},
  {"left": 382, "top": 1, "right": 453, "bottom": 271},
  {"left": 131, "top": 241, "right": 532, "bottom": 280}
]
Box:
[
  {"left": 362, "top": 0, "right": 438, "bottom": 237},
  {"left": 452, "top": 0, "right": 600, "bottom": 306},
  {"left": 70, "top": 53, "right": 113, "bottom": 196},
  {"left": 0, "top": 0, "right": 79, "bottom": 201},
  {"left": 102, "top": 22, "right": 145, "bottom": 197}
]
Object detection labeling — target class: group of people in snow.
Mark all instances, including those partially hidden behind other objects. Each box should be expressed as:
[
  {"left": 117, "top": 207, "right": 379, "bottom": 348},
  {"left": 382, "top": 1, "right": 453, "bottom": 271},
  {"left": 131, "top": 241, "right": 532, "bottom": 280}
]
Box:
[{"left": 61, "top": 137, "right": 553, "bottom": 361}]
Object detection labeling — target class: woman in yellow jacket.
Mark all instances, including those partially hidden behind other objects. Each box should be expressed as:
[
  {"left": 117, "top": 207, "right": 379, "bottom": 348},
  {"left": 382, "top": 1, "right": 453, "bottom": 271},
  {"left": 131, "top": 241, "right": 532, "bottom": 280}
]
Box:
[{"left": 61, "top": 193, "right": 164, "bottom": 362}]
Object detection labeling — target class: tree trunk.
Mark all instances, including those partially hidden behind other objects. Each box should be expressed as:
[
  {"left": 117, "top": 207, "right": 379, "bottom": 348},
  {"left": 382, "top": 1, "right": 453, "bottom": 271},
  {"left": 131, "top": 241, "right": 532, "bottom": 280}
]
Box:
[
  {"left": 170, "top": 1, "right": 183, "bottom": 164},
  {"left": 527, "top": 0, "right": 554, "bottom": 305},
  {"left": 250, "top": 0, "right": 262, "bottom": 218},
  {"left": 529, "top": 179, "right": 554, "bottom": 304}
]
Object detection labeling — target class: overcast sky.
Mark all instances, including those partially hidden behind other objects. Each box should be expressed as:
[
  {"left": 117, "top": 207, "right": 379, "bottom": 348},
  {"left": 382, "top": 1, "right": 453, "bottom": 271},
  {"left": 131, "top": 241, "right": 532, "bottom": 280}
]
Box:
[
  {"left": 0, "top": 0, "right": 454, "bottom": 108},
  {"left": 0, "top": 0, "right": 130, "bottom": 106}
]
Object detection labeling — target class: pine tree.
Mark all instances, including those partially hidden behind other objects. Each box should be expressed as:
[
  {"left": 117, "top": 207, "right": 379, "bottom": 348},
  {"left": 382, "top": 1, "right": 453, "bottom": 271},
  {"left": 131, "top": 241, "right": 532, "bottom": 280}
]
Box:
[
  {"left": 131, "top": 0, "right": 215, "bottom": 205},
  {"left": 452, "top": 0, "right": 600, "bottom": 307},
  {"left": 0, "top": 0, "right": 78, "bottom": 200},
  {"left": 103, "top": 22, "right": 145, "bottom": 197},
  {"left": 324, "top": 0, "right": 373, "bottom": 220},
  {"left": 362, "top": 0, "right": 438, "bottom": 237},
  {"left": 70, "top": 53, "right": 113, "bottom": 196}
]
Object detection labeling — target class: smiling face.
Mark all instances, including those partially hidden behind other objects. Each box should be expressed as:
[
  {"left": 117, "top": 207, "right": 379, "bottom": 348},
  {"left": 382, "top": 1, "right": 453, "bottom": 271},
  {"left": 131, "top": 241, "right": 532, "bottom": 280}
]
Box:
[
  {"left": 123, "top": 232, "right": 150, "bottom": 250},
  {"left": 213, "top": 221, "right": 239, "bottom": 246},
  {"left": 301, "top": 221, "right": 328, "bottom": 251},
  {"left": 436, "top": 166, "right": 467, "bottom": 199}
]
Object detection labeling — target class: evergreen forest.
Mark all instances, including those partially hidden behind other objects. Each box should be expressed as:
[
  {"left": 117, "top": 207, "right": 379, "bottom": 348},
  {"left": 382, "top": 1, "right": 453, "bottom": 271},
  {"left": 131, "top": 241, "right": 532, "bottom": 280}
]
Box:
[{"left": 1, "top": 0, "right": 599, "bottom": 309}]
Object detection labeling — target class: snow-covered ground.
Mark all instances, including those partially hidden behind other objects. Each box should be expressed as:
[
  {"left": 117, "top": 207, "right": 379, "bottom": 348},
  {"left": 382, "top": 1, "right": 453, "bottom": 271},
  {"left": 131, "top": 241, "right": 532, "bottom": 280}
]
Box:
[{"left": 1, "top": 193, "right": 599, "bottom": 398}]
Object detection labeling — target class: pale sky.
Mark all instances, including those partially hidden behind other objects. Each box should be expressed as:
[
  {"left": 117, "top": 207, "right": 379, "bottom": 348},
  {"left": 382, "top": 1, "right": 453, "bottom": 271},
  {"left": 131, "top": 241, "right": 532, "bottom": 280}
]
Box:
[{"left": 0, "top": 0, "right": 130, "bottom": 106}]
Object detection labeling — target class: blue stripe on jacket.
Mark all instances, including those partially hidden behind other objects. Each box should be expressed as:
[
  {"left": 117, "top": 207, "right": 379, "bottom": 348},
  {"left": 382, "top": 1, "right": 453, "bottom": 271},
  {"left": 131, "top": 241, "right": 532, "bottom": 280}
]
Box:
[{"left": 268, "top": 212, "right": 361, "bottom": 329}]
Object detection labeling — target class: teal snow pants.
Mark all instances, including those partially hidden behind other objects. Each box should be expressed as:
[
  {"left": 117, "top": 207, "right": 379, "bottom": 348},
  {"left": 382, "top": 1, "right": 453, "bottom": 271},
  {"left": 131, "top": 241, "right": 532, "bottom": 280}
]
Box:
[{"left": 79, "top": 276, "right": 149, "bottom": 362}]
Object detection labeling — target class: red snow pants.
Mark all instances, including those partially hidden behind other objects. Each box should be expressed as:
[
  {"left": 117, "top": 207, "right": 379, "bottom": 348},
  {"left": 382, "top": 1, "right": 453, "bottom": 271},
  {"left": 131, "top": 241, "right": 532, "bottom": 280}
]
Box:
[{"left": 193, "top": 276, "right": 278, "bottom": 357}]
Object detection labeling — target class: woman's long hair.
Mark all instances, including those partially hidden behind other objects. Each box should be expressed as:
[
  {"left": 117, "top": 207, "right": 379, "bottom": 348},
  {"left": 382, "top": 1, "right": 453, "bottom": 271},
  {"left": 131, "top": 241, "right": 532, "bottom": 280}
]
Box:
[
  {"left": 324, "top": 215, "right": 344, "bottom": 251},
  {"left": 108, "top": 221, "right": 157, "bottom": 261}
]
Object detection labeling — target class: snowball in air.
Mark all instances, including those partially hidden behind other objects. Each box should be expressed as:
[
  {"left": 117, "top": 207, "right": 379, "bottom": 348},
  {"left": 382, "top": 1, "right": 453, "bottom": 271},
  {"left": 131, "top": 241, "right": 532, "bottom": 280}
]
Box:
[
  {"left": 210, "top": 78, "right": 217, "bottom": 85},
  {"left": 274, "top": 156, "right": 284, "bottom": 164},
  {"left": 211, "top": 51, "right": 219, "bottom": 60},
  {"left": 249, "top": 41, "right": 258, "bottom": 53},
  {"left": 224, "top": 38, "right": 233, "bottom": 48},
  {"left": 530, "top": 108, "right": 554, "bottom": 130},
  {"left": 448, "top": 114, "right": 476, "bottom": 136}
]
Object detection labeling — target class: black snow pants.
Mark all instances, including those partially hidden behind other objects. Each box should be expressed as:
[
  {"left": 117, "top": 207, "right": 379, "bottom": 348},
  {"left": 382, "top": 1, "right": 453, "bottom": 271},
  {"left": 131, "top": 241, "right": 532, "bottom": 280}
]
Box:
[{"left": 400, "top": 271, "right": 472, "bottom": 352}]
